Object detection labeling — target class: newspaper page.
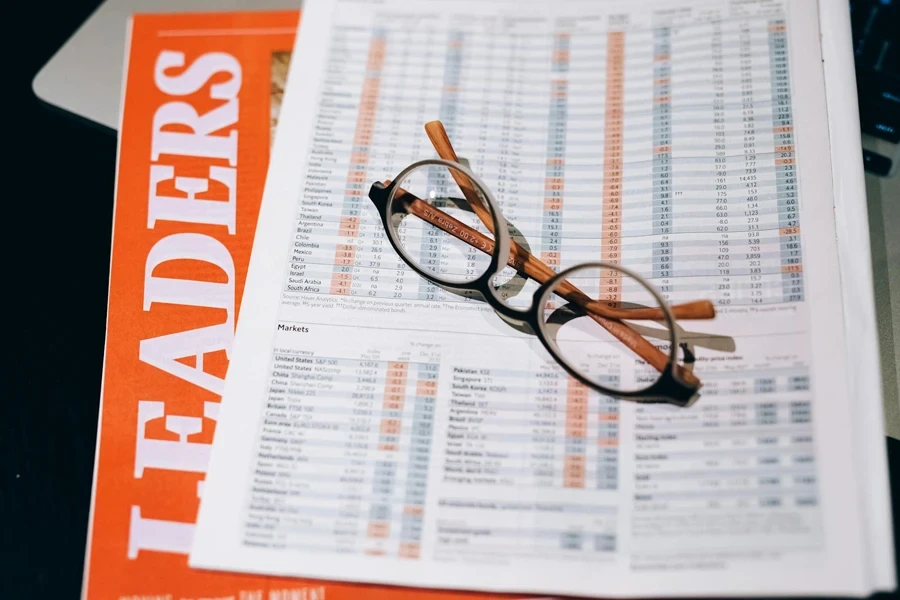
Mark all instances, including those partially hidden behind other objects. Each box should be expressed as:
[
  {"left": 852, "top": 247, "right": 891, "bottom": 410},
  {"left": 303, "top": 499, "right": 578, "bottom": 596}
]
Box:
[
  {"left": 190, "top": 0, "right": 894, "bottom": 597},
  {"left": 87, "top": 9, "right": 519, "bottom": 600}
]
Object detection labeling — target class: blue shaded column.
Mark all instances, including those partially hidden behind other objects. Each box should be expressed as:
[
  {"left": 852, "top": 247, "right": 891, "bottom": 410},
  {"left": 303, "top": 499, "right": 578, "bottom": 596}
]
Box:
[
  {"left": 596, "top": 389, "right": 619, "bottom": 491},
  {"left": 768, "top": 19, "right": 803, "bottom": 302},
  {"left": 652, "top": 27, "right": 673, "bottom": 289},
  {"left": 399, "top": 362, "right": 438, "bottom": 558},
  {"left": 419, "top": 31, "right": 463, "bottom": 301},
  {"left": 542, "top": 32, "right": 569, "bottom": 278}
]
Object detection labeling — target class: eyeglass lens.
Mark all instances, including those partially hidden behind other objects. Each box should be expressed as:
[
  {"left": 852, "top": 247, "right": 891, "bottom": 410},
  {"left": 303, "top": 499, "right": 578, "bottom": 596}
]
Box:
[
  {"left": 538, "top": 264, "right": 676, "bottom": 394},
  {"left": 387, "top": 163, "right": 498, "bottom": 285}
]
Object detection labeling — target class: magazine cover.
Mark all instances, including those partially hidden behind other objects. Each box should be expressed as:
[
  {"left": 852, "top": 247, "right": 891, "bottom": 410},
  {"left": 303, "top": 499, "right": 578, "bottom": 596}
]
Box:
[{"left": 87, "top": 9, "right": 525, "bottom": 600}]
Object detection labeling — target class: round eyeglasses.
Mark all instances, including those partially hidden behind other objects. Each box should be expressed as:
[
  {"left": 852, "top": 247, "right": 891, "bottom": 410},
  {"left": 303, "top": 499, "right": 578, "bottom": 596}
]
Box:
[{"left": 368, "top": 156, "right": 716, "bottom": 407}]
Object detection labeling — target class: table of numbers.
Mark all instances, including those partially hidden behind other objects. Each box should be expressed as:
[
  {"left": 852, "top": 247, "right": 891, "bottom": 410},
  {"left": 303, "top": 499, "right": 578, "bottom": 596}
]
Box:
[
  {"left": 244, "top": 352, "right": 438, "bottom": 558},
  {"left": 631, "top": 365, "right": 819, "bottom": 544},
  {"left": 289, "top": 6, "right": 803, "bottom": 307},
  {"left": 443, "top": 363, "right": 620, "bottom": 491},
  {"left": 435, "top": 364, "right": 621, "bottom": 561}
]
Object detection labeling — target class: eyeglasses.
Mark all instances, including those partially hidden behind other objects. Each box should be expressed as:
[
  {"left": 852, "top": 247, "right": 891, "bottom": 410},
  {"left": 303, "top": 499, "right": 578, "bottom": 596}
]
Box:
[{"left": 367, "top": 121, "right": 718, "bottom": 406}]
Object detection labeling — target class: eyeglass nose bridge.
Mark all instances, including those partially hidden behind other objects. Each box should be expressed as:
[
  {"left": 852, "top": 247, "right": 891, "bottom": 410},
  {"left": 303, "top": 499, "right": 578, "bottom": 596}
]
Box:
[{"left": 368, "top": 163, "right": 706, "bottom": 406}]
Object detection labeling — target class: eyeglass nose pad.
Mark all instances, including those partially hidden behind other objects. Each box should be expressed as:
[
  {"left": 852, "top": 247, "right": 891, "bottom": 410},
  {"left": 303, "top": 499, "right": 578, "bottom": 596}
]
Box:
[
  {"left": 680, "top": 342, "right": 697, "bottom": 370},
  {"left": 368, "top": 181, "right": 389, "bottom": 209},
  {"left": 368, "top": 181, "right": 387, "bottom": 196},
  {"left": 455, "top": 156, "right": 471, "bottom": 168}
]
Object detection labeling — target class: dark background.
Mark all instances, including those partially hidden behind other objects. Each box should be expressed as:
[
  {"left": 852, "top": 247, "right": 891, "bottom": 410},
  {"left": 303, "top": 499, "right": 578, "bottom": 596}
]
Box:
[
  {"left": 3, "top": 1, "right": 899, "bottom": 598},
  {"left": 6, "top": 1, "right": 118, "bottom": 596}
]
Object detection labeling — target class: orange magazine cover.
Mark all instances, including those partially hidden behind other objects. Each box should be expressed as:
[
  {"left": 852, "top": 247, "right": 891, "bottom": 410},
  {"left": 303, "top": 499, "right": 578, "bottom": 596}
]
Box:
[{"left": 88, "top": 9, "right": 530, "bottom": 600}]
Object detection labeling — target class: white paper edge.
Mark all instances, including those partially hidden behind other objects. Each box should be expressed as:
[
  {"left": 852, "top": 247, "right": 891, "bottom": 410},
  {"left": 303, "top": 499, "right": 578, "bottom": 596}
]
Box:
[
  {"left": 79, "top": 15, "right": 134, "bottom": 600},
  {"left": 818, "top": 0, "right": 896, "bottom": 591}
]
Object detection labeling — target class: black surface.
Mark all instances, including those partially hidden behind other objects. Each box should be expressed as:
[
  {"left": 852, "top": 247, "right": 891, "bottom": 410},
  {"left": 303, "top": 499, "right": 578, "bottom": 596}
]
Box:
[
  {"left": 3, "top": 1, "right": 900, "bottom": 599},
  {"left": 852, "top": 0, "right": 900, "bottom": 146},
  {"left": 857, "top": 71, "right": 900, "bottom": 143},
  {"left": 6, "top": 1, "right": 117, "bottom": 597},
  {"left": 864, "top": 148, "right": 894, "bottom": 175}
]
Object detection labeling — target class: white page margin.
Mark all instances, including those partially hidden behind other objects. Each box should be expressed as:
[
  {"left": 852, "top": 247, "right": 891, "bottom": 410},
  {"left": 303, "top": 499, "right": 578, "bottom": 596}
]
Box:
[{"left": 817, "top": 0, "right": 896, "bottom": 591}]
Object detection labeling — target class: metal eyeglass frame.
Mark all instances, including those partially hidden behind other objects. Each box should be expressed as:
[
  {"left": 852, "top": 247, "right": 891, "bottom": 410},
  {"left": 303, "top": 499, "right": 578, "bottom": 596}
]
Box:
[{"left": 368, "top": 158, "right": 700, "bottom": 407}]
